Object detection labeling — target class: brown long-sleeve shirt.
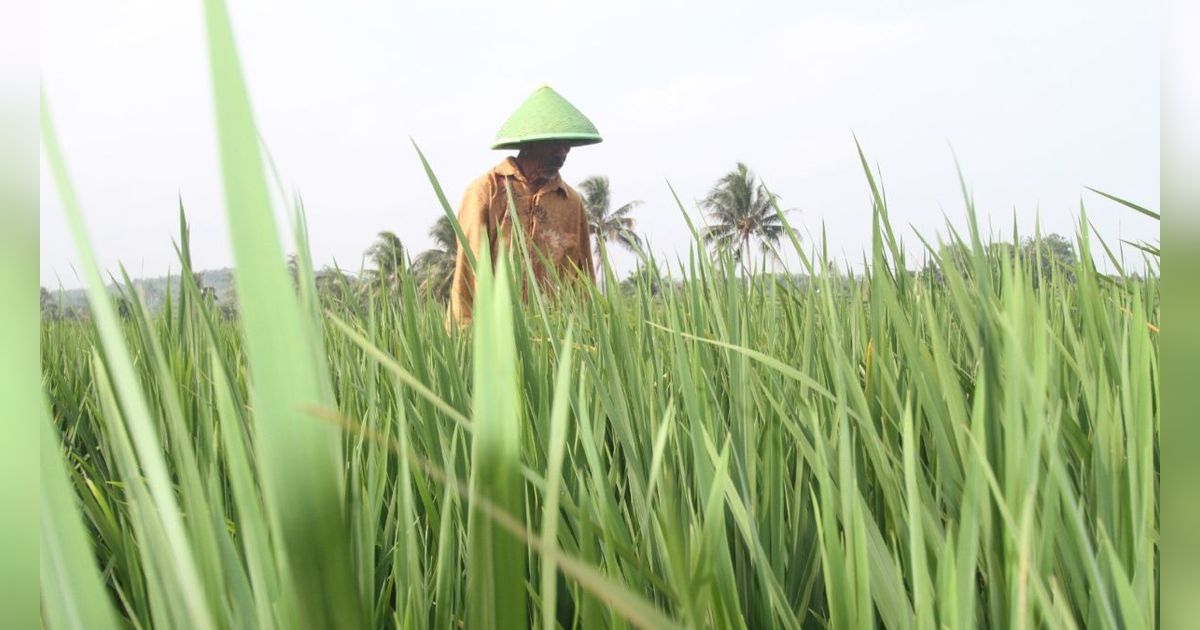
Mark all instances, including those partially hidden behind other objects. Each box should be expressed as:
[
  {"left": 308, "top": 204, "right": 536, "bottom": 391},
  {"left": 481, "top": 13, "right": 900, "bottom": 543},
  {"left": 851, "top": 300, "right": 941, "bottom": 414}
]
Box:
[{"left": 447, "top": 157, "right": 595, "bottom": 326}]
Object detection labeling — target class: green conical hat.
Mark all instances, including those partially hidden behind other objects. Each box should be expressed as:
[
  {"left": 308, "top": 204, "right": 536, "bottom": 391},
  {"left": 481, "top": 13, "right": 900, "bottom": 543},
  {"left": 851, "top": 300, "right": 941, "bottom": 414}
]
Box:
[{"left": 491, "top": 85, "right": 602, "bottom": 150}]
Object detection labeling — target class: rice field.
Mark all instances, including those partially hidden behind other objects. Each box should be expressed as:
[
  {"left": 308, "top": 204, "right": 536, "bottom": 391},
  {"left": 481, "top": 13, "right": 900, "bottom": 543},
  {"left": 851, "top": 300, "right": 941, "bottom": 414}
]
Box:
[{"left": 38, "top": 1, "right": 1159, "bottom": 628}]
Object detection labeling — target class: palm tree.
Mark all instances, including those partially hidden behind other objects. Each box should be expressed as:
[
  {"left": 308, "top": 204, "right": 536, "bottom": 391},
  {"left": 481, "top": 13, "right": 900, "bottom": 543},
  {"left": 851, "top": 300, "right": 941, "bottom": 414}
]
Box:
[
  {"left": 287, "top": 254, "right": 300, "bottom": 287},
  {"left": 315, "top": 266, "right": 355, "bottom": 306},
  {"left": 192, "top": 271, "right": 217, "bottom": 303},
  {"left": 413, "top": 216, "right": 458, "bottom": 304},
  {"left": 699, "top": 162, "right": 791, "bottom": 275},
  {"left": 1021, "top": 233, "right": 1077, "bottom": 285},
  {"left": 364, "top": 230, "right": 407, "bottom": 291},
  {"left": 114, "top": 294, "right": 133, "bottom": 320},
  {"left": 579, "top": 176, "right": 644, "bottom": 282},
  {"left": 620, "top": 263, "right": 665, "bottom": 297}
]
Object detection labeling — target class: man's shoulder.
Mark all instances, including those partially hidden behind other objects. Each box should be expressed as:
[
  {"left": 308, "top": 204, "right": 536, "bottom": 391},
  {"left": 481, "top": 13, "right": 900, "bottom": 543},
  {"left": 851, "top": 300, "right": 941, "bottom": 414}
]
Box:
[
  {"left": 468, "top": 158, "right": 521, "bottom": 191},
  {"left": 464, "top": 170, "right": 498, "bottom": 197},
  {"left": 559, "top": 181, "right": 584, "bottom": 207}
]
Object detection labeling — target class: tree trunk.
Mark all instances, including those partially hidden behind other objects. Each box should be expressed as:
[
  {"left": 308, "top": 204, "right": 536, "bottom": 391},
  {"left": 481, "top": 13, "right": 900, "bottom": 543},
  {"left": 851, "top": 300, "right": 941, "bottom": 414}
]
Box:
[
  {"left": 742, "top": 234, "right": 752, "bottom": 279},
  {"left": 596, "top": 237, "right": 606, "bottom": 295}
]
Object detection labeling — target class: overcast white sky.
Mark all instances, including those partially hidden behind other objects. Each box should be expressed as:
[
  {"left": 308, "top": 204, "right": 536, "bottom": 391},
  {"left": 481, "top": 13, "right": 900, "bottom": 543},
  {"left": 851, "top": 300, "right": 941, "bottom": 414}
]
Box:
[{"left": 40, "top": 0, "right": 1159, "bottom": 288}]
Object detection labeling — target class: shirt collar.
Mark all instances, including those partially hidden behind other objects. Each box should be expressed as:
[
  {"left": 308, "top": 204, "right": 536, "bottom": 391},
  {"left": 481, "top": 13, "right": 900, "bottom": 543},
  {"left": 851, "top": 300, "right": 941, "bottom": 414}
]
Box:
[{"left": 493, "top": 156, "right": 567, "bottom": 196}]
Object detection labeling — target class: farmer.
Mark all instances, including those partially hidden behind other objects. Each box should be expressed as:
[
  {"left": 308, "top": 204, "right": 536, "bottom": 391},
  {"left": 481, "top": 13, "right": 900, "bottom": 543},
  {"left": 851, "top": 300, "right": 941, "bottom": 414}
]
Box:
[{"left": 446, "top": 84, "right": 600, "bottom": 327}]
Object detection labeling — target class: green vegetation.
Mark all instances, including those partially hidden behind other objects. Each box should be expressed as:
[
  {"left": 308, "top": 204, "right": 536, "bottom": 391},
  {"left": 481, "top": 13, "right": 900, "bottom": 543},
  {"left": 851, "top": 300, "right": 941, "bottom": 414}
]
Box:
[
  {"left": 412, "top": 216, "right": 459, "bottom": 304},
  {"left": 41, "top": 268, "right": 236, "bottom": 319},
  {"left": 700, "top": 162, "right": 793, "bottom": 274},
  {"left": 40, "top": 1, "right": 1158, "bottom": 627},
  {"left": 581, "top": 175, "right": 645, "bottom": 275},
  {"left": 40, "top": 159, "right": 1161, "bottom": 629}
]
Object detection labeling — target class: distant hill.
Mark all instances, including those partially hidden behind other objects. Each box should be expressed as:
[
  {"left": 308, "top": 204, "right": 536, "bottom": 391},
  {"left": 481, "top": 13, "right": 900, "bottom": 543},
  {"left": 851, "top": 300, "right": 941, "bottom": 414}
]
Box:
[{"left": 44, "top": 268, "right": 236, "bottom": 315}]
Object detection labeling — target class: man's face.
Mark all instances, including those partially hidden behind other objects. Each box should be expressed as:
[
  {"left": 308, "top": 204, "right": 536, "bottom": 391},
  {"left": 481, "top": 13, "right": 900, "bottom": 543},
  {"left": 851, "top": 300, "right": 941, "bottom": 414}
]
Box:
[{"left": 524, "top": 141, "right": 571, "bottom": 179}]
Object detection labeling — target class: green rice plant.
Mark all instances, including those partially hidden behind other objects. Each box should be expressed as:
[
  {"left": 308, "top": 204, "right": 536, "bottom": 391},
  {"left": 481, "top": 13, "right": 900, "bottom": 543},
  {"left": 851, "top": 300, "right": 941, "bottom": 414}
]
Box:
[
  {"left": 202, "top": 0, "right": 365, "bottom": 625},
  {"left": 40, "top": 2, "right": 1159, "bottom": 627},
  {"left": 466, "top": 243, "right": 529, "bottom": 630},
  {"left": 39, "top": 175, "right": 1161, "bottom": 629}
]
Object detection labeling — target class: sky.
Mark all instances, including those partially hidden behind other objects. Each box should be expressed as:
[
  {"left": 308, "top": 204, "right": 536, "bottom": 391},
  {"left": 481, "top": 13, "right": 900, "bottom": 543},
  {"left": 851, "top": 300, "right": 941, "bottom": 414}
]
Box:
[{"left": 40, "top": 1, "right": 1160, "bottom": 289}]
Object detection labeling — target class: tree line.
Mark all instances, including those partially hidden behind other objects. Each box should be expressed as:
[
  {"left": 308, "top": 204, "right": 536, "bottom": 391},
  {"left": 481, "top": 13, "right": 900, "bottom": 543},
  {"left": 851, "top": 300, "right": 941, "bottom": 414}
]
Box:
[
  {"left": 41, "top": 162, "right": 1082, "bottom": 320},
  {"left": 321, "top": 163, "right": 796, "bottom": 303}
]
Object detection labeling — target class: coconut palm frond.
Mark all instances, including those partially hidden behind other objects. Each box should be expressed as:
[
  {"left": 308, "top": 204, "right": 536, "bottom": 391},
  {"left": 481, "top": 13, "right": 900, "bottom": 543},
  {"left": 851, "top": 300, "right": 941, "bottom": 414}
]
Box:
[
  {"left": 700, "top": 163, "right": 800, "bottom": 274},
  {"left": 428, "top": 215, "right": 458, "bottom": 253},
  {"left": 581, "top": 174, "right": 646, "bottom": 260},
  {"left": 611, "top": 200, "right": 643, "bottom": 219}
]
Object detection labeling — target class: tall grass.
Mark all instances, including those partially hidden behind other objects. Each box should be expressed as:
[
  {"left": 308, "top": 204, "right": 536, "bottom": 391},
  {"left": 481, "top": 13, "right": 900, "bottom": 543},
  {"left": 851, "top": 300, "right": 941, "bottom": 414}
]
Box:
[{"left": 40, "top": 1, "right": 1158, "bottom": 627}]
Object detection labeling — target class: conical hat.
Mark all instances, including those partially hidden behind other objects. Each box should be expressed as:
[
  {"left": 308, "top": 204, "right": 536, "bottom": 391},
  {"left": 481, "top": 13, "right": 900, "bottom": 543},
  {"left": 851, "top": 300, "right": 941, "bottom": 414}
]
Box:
[{"left": 491, "top": 85, "right": 602, "bottom": 150}]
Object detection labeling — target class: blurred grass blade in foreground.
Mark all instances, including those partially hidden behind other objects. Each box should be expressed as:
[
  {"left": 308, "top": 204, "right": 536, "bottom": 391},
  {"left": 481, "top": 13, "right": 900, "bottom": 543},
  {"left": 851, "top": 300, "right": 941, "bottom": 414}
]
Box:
[
  {"left": 466, "top": 243, "right": 529, "bottom": 630},
  {"left": 200, "top": 0, "right": 365, "bottom": 626}
]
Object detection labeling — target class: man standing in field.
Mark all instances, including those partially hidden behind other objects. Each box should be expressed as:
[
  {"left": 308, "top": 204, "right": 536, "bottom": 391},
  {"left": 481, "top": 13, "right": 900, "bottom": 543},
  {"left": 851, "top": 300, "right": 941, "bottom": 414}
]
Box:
[{"left": 447, "top": 85, "right": 599, "bottom": 326}]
